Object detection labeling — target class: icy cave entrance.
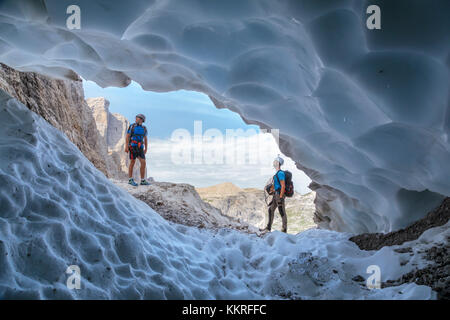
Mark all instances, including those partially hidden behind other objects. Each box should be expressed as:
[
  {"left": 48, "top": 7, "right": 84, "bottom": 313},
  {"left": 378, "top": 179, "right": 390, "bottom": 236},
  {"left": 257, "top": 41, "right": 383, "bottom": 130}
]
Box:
[
  {"left": 83, "top": 79, "right": 312, "bottom": 193},
  {"left": 82, "top": 79, "right": 316, "bottom": 234}
]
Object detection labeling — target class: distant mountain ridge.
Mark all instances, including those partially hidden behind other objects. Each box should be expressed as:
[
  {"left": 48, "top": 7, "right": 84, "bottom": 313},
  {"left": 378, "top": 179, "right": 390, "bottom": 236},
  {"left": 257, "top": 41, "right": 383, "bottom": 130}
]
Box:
[{"left": 196, "top": 182, "right": 243, "bottom": 196}]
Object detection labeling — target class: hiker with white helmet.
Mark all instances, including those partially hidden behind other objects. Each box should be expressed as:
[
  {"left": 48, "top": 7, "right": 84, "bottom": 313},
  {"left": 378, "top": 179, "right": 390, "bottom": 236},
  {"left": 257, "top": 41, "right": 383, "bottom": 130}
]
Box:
[
  {"left": 125, "top": 114, "right": 150, "bottom": 186},
  {"left": 262, "top": 155, "right": 290, "bottom": 233}
]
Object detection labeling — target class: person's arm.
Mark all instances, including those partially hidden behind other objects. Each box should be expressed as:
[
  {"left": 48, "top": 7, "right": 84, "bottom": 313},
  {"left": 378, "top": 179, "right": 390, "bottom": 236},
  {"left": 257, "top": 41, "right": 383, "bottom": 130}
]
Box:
[
  {"left": 125, "top": 133, "right": 130, "bottom": 152},
  {"left": 144, "top": 136, "right": 148, "bottom": 154},
  {"left": 280, "top": 180, "right": 285, "bottom": 198},
  {"left": 277, "top": 171, "right": 285, "bottom": 200}
]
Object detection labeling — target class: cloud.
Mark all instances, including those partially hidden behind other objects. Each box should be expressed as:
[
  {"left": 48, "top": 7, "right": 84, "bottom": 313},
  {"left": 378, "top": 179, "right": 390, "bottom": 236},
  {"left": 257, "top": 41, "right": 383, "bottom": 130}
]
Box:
[{"left": 146, "top": 132, "right": 312, "bottom": 194}]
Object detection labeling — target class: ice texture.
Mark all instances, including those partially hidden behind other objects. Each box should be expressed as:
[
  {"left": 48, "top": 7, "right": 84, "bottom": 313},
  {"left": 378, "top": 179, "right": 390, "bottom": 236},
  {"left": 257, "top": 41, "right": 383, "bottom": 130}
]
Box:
[
  {"left": 0, "top": 0, "right": 448, "bottom": 233},
  {"left": 0, "top": 88, "right": 440, "bottom": 299}
]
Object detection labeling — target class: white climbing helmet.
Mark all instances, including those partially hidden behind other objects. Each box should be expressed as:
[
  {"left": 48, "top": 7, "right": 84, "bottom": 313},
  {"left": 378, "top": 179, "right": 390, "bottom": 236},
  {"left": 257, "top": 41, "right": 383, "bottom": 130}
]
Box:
[
  {"left": 136, "top": 114, "right": 146, "bottom": 122},
  {"left": 274, "top": 155, "right": 284, "bottom": 166}
]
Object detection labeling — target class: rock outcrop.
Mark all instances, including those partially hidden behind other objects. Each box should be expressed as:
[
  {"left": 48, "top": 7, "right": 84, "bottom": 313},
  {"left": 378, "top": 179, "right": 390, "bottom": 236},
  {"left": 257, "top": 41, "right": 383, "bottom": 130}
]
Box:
[
  {"left": 198, "top": 185, "right": 266, "bottom": 229},
  {"left": 0, "top": 64, "right": 131, "bottom": 179},
  {"left": 113, "top": 179, "right": 315, "bottom": 235},
  {"left": 86, "top": 97, "right": 131, "bottom": 179},
  {"left": 112, "top": 180, "right": 257, "bottom": 233},
  {"left": 0, "top": 63, "right": 109, "bottom": 176}
]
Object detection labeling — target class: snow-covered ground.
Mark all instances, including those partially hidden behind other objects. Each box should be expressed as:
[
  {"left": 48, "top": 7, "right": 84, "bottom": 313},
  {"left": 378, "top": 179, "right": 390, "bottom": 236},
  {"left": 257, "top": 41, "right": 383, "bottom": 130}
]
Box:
[{"left": 0, "top": 90, "right": 440, "bottom": 299}]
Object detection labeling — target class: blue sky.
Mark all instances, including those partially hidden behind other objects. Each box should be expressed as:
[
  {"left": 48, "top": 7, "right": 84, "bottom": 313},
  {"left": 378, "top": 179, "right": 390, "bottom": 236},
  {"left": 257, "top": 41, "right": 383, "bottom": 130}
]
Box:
[
  {"left": 83, "top": 80, "right": 260, "bottom": 139},
  {"left": 82, "top": 80, "right": 311, "bottom": 193}
]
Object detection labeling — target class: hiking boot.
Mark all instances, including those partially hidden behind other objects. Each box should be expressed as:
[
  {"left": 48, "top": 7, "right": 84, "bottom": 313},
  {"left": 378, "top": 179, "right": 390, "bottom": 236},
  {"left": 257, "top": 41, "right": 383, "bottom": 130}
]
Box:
[
  {"left": 140, "top": 179, "right": 151, "bottom": 185},
  {"left": 259, "top": 227, "right": 271, "bottom": 232},
  {"left": 128, "top": 178, "right": 138, "bottom": 187}
]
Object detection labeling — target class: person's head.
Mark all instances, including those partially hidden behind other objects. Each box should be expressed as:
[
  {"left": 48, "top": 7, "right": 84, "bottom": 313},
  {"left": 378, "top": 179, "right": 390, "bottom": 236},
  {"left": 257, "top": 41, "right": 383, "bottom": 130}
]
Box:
[
  {"left": 273, "top": 155, "right": 284, "bottom": 170},
  {"left": 136, "top": 114, "right": 146, "bottom": 125}
]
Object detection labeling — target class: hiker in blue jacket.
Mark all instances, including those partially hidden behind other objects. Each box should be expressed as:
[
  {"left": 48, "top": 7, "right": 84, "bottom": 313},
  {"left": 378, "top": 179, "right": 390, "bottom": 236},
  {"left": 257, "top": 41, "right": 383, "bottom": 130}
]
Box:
[
  {"left": 125, "top": 114, "right": 150, "bottom": 186},
  {"left": 262, "top": 156, "right": 288, "bottom": 233}
]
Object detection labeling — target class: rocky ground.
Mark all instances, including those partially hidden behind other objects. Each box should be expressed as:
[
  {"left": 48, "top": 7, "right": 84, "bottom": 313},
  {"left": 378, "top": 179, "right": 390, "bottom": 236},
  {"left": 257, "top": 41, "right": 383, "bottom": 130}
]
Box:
[
  {"left": 280, "top": 191, "right": 316, "bottom": 234},
  {"left": 112, "top": 179, "right": 317, "bottom": 237},
  {"left": 350, "top": 197, "right": 450, "bottom": 299},
  {"left": 382, "top": 243, "right": 449, "bottom": 299},
  {"left": 112, "top": 180, "right": 259, "bottom": 234},
  {"left": 196, "top": 183, "right": 267, "bottom": 228},
  {"left": 350, "top": 198, "right": 450, "bottom": 250}
]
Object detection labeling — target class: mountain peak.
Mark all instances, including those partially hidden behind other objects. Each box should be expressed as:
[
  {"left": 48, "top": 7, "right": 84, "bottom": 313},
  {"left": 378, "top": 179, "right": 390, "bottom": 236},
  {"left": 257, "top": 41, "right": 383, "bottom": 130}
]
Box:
[{"left": 196, "top": 182, "right": 243, "bottom": 196}]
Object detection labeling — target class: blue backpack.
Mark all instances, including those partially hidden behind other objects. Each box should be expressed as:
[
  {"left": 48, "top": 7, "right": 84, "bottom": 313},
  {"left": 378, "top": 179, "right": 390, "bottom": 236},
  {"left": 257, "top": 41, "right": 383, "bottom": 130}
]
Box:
[{"left": 128, "top": 123, "right": 147, "bottom": 147}]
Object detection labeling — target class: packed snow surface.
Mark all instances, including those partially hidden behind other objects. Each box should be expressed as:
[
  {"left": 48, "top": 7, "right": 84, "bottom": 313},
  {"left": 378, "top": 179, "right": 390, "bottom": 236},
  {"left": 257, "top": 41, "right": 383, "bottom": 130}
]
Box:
[
  {"left": 0, "top": 91, "right": 439, "bottom": 299},
  {"left": 1, "top": 0, "right": 448, "bottom": 233}
]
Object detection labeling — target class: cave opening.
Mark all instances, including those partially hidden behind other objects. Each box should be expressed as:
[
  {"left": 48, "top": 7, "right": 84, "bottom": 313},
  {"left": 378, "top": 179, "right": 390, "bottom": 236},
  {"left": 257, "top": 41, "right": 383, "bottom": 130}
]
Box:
[{"left": 82, "top": 79, "right": 312, "bottom": 194}]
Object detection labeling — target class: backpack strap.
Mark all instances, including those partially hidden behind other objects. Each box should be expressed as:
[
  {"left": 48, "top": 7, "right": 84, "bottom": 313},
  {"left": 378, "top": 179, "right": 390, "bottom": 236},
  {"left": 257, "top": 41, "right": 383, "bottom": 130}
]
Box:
[
  {"left": 274, "top": 170, "right": 283, "bottom": 188},
  {"left": 128, "top": 123, "right": 137, "bottom": 136},
  {"left": 128, "top": 123, "right": 137, "bottom": 146}
]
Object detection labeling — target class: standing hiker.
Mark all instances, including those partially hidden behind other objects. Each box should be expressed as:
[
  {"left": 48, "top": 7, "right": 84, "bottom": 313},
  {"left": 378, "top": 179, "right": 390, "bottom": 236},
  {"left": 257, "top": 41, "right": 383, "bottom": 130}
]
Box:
[
  {"left": 125, "top": 114, "right": 150, "bottom": 186},
  {"left": 262, "top": 156, "right": 288, "bottom": 233}
]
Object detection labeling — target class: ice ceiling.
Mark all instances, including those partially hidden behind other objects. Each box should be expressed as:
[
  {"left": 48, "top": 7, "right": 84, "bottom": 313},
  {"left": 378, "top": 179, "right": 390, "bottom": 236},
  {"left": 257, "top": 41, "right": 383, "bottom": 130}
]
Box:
[{"left": 0, "top": 0, "right": 448, "bottom": 233}]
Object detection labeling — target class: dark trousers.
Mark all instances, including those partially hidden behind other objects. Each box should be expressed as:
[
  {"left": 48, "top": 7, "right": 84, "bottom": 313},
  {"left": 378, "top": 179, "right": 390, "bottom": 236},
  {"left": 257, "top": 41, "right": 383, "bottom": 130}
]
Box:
[{"left": 266, "top": 192, "right": 287, "bottom": 233}]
